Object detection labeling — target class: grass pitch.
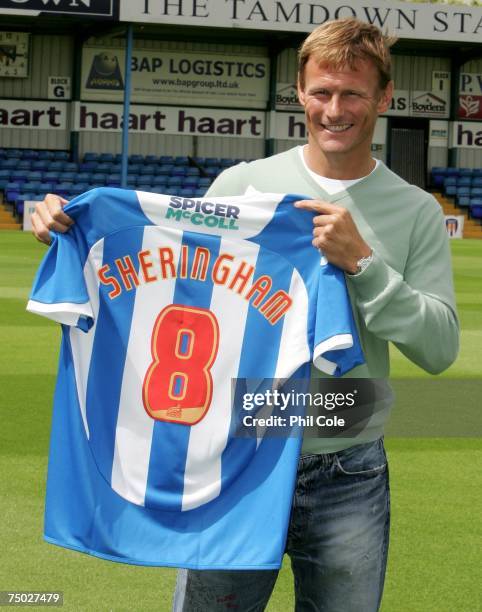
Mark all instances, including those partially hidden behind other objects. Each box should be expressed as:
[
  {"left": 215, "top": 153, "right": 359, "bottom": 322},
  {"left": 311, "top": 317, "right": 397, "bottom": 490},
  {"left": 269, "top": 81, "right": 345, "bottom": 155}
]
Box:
[{"left": 0, "top": 232, "right": 480, "bottom": 611}]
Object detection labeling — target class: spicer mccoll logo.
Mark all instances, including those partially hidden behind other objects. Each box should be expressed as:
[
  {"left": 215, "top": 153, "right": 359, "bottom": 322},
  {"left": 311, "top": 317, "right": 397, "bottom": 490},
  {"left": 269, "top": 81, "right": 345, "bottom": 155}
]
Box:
[{"left": 166, "top": 197, "right": 240, "bottom": 230}]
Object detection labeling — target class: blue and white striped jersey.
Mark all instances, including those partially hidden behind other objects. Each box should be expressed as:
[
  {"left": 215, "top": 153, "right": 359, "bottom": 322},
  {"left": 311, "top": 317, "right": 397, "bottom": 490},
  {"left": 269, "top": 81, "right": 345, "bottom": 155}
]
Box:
[{"left": 28, "top": 187, "right": 364, "bottom": 569}]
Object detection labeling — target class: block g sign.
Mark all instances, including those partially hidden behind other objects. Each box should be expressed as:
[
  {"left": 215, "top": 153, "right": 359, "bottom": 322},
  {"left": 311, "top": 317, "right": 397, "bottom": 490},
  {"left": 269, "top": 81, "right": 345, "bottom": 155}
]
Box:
[{"left": 0, "top": 0, "right": 115, "bottom": 17}]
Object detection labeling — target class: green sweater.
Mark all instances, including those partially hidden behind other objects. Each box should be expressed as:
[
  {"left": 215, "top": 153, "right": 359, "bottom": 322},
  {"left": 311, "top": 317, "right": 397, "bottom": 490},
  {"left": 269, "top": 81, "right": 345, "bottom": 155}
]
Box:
[{"left": 206, "top": 147, "right": 459, "bottom": 454}]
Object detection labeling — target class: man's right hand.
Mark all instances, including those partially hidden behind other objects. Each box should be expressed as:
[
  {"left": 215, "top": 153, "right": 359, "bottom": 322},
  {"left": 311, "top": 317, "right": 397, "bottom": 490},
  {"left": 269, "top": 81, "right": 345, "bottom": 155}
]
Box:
[{"left": 31, "top": 194, "right": 73, "bottom": 245}]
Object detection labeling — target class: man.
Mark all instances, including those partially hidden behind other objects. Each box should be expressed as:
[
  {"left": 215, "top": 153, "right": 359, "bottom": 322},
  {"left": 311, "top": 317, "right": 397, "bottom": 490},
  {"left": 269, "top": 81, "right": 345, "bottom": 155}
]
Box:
[{"left": 32, "top": 18, "right": 459, "bottom": 612}]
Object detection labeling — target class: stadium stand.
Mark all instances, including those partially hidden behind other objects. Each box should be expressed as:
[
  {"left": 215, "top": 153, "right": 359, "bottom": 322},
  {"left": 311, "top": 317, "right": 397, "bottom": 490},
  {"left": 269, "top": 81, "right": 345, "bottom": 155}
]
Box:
[
  {"left": 0, "top": 148, "right": 245, "bottom": 223},
  {"left": 430, "top": 167, "right": 482, "bottom": 238}
]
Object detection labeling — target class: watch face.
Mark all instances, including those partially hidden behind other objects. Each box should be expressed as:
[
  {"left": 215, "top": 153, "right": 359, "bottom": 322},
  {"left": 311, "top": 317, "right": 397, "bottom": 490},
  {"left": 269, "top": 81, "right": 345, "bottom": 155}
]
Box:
[{"left": 0, "top": 32, "right": 30, "bottom": 78}]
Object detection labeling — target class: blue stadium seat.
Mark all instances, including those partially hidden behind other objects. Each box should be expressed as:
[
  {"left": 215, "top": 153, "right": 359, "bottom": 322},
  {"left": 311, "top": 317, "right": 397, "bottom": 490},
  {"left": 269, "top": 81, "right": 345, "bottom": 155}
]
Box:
[
  {"left": 32, "top": 160, "right": 49, "bottom": 172},
  {"left": 204, "top": 157, "right": 219, "bottom": 167},
  {"left": 91, "top": 173, "right": 107, "bottom": 184},
  {"left": 185, "top": 167, "right": 200, "bottom": 176},
  {"left": 129, "top": 154, "right": 144, "bottom": 164},
  {"left": 174, "top": 156, "right": 189, "bottom": 166},
  {"left": 43, "top": 171, "right": 61, "bottom": 184},
  {"left": 18, "top": 160, "right": 31, "bottom": 171},
  {"left": 96, "top": 163, "right": 113, "bottom": 173},
  {"left": 27, "top": 171, "right": 43, "bottom": 182},
  {"left": 194, "top": 188, "right": 206, "bottom": 198},
  {"left": 83, "top": 152, "right": 98, "bottom": 162},
  {"left": 158, "top": 164, "right": 174, "bottom": 176},
  {"left": 23, "top": 181, "right": 41, "bottom": 193},
  {"left": 179, "top": 188, "right": 195, "bottom": 197},
  {"left": 49, "top": 161, "right": 65, "bottom": 172},
  {"left": 457, "top": 177, "right": 472, "bottom": 187},
  {"left": 11, "top": 170, "right": 28, "bottom": 183},
  {"left": 38, "top": 151, "right": 54, "bottom": 160},
  {"left": 37, "top": 182, "right": 55, "bottom": 194},
  {"left": 53, "top": 151, "right": 70, "bottom": 161},
  {"left": 106, "top": 174, "right": 121, "bottom": 186},
  {"left": 70, "top": 184, "right": 89, "bottom": 196},
  {"left": 60, "top": 172, "right": 76, "bottom": 183},
  {"left": 445, "top": 185, "right": 457, "bottom": 198},
  {"left": 471, "top": 187, "right": 482, "bottom": 198},
  {"left": 167, "top": 177, "right": 183, "bottom": 187},
  {"left": 64, "top": 163, "right": 78, "bottom": 173},
  {"left": 159, "top": 155, "right": 174, "bottom": 164},
  {"left": 0, "top": 169, "right": 10, "bottom": 181},
  {"left": 128, "top": 163, "right": 142, "bottom": 174},
  {"left": 137, "top": 184, "right": 152, "bottom": 192},
  {"left": 99, "top": 153, "right": 115, "bottom": 163},
  {"left": 140, "top": 165, "right": 157, "bottom": 175},
  {"left": 183, "top": 177, "right": 199, "bottom": 188},
  {"left": 5, "top": 182, "right": 21, "bottom": 203},
  {"left": 469, "top": 198, "right": 482, "bottom": 220},
  {"left": 456, "top": 186, "right": 471, "bottom": 204},
  {"left": 80, "top": 161, "right": 97, "bottom": 172},
  {"left": 145, "top": 155, "right": 159, "bottom": 165},
  {"left": 152, "top": 176, "right": 167, "bottom": 187},
  {"left": 472, "top": 178, "right": 482, "bottom": 188},
  {"left": 2, "top": 159, "right": 19, "bottom": 170},
  {"left": 198, "top": 177, "right": 211, "bottom": 188}
]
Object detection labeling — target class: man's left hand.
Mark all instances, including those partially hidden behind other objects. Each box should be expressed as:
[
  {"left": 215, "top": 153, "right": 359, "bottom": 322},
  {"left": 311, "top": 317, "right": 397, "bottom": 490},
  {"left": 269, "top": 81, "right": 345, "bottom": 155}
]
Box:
[{"left": 295, "top": 199, "right": 372, "bottom": 274}]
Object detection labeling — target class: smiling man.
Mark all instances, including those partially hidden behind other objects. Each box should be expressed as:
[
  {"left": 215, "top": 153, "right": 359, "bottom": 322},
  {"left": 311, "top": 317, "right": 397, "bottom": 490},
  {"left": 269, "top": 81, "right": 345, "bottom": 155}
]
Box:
[{"left": 31, "top": 18, "right": 459, "bottom": 612}]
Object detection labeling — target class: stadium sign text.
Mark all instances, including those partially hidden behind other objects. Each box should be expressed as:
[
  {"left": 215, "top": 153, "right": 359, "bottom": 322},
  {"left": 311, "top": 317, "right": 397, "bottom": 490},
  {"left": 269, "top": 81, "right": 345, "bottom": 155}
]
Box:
[
  {"left": 120, "top": 1, "right": 482, "bottom": 43},
  {"left": 0, "top": 0, "right": 115, "bottom": 17},
  {"left": 451, "top": 122, "right": 482, "bottom": 148},
  {"left": 73, "top": 103, "right": 264, "bottom": 137},
  {"left": 0, "top": 100, "right": 67, "bottom": 129},
  {"left": 81, "top": 47, "right": 269, "bottom": 109}
]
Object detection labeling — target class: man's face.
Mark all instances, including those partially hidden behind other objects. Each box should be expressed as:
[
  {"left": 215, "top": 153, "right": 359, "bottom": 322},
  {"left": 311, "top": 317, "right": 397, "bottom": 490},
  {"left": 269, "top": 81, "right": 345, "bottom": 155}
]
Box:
[{"left": 297, "top": 57, "right": 393, "bottom": 161}]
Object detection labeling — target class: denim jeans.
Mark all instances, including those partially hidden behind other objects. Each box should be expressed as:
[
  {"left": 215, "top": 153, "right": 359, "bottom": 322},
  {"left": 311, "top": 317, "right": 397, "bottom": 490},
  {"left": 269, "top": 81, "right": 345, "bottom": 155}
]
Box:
[{"left": 172, "top": 437, "right": 390, "bottom": 612}]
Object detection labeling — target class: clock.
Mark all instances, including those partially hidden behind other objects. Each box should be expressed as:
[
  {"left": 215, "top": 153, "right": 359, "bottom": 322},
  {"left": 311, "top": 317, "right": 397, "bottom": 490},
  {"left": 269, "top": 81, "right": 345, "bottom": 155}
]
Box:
[{"left": 0, "top": 32, "right": 30, "bottom": 78}]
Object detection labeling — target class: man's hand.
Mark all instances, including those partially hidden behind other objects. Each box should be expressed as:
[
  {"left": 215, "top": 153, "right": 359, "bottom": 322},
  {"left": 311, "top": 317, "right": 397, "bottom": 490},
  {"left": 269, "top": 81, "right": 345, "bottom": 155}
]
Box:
[
  {"left": 295, "top": 199, "right": 371, "bottom": 274},
  {"left": 31, "top": 194, "right": 73, "bottom": 245}
]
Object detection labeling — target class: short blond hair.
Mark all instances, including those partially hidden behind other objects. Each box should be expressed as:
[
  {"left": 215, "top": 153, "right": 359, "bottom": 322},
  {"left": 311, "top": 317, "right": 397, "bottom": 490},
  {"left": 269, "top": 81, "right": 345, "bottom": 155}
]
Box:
[{"left": 298, "top": 18, "right": 397, "bottom": 90}]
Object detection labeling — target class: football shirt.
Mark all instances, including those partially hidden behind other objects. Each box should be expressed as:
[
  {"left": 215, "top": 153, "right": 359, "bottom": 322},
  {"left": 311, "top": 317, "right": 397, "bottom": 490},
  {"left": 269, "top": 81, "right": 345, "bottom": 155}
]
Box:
[{"left": 28, "top": 188, "right": 364, "bottom": 569}]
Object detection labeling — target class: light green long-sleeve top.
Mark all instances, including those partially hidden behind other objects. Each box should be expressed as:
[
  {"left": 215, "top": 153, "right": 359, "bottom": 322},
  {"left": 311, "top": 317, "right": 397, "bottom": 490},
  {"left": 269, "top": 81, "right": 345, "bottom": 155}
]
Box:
[{"left": 206, "top": 147, "right": 460, "bottom": 454}]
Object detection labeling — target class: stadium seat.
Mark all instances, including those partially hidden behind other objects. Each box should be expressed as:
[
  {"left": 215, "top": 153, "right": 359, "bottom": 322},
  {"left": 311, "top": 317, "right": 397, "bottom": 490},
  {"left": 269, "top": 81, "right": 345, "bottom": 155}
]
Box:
[
  {"left": 32, "top": 161, "right": 49, "bottom": 172},
  {"left": 167, "top": 177, "right": 183, "bottom": 187},
  {"left": 5, "top": 182, "right": 21, "bottom": 203},
  {"left": 11, "top": 170, "right": 28, "bottom": 184},
  {"left": 2, "top": 159, "right": 19, "bottom": 171},
  {"left": 27, "top": 171, "right": 43, "bottom": 182},
  {"left": 43, "top": 171, "right": 61, "bottom": 184},
  {"left": 457, "top": 177, "right": 472, "bottom": 187},
  {"left": 18, "top": 160, "right": 31, "bottom": 171},
  {"left": 38, "top": 151, "right": 54, "bottom": 161},
  {"left": 140, "top": 165, "right": 157, "bottom": 175},
  {"left": 83, "top": 153, "right": 98, "bottom": 162},
  {"left": 106, "top": 173, "right": 121, "bottom": 186},
  {"left": 445, "top": 185, "right": 457, "bottom": 198},
  {"left": 174, "top": 156, "right": 189, "bottom": 166},
  {"left": 469, "top": 198, "right": 482, "bottom": 220},
  {"left": 80, "top": 161, "right": 97, "bottom": 172},
  {"left": 457, "top": 196, "right": 470, "bottom": 208},
  {"left": 99, "top": 153, "right": 115, "bottom": 163},
  {"left": 158, "top": 164, "right": 174, "bottom": 176},
  {"left": 145, "top": 155, "right": 159, "bottom": 164},
  {"left": 471, "top": 188, "right": 482, "bottom": 198},
  {"left": 472, "top": 177, "right": 482, "bottom": 188},
  {"left": 129, "top": 154, "right": 144, "bottom": 164},
  {"left": 49, "top": 161, "right": 65, "bottom": 172},
  {"left": 456, "top": 186, "right": 471, "bottom": 204},
  {"left": 64, "top": 163, "right": 78, "bottom": 173},
  {"left": 60, "top": 172, "right": 76, "bottom": 183},
  {"left": 96, "top": 163, "right": 113, "bottom": 173},
  {"left": 91, "top": 173, "right": 107, "bottom": 184},
  {"left": 159, "top": 155, "right": 174, "bottom": 164},
  {"left": 53, "top": 151, "right": 70, "bottom": 161}
]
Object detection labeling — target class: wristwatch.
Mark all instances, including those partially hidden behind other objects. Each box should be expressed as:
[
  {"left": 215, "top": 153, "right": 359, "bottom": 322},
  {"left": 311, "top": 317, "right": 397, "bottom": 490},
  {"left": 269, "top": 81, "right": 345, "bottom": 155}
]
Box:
[{"left": 350, "top": 252, "right": 373, "bottom": 276}]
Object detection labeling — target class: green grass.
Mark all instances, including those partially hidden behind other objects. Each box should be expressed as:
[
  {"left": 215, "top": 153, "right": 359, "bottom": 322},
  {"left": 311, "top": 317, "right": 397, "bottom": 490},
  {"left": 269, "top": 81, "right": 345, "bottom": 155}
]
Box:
[{"left": 0, "top": 232, "right": 481, "bottom": 611}]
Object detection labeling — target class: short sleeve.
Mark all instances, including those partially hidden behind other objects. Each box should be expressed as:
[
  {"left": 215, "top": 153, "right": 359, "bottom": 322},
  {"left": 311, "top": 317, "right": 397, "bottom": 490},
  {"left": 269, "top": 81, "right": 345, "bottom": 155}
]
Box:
[
  {"left": 27, "top": 233, "right": 94, "bottom": 331},
  {"left": 313, "top": 262, "right": 364, "bottom": 376}
]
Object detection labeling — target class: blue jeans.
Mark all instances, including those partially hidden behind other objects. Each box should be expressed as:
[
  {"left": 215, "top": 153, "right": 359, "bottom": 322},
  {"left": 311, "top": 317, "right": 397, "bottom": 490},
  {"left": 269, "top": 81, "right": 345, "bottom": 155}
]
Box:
[{"left": 173, "top": 438, "right": 390, "bottom": 612}]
